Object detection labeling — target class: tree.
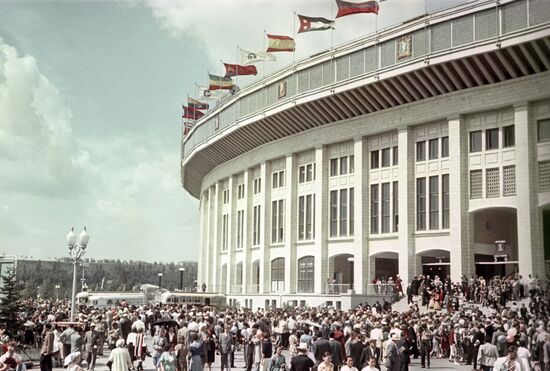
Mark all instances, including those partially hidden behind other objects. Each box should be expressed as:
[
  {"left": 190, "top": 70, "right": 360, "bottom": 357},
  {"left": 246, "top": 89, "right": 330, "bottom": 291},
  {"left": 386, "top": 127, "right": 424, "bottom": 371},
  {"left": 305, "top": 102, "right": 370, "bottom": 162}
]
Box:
[{"left": 0, "top": 268, "right": 25, "bottom": 340}]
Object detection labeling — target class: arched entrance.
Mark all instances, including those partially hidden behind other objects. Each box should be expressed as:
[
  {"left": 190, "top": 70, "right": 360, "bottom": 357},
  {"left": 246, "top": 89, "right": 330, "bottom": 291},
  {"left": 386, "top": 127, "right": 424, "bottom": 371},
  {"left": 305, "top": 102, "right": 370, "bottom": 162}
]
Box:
[
  {"left": 471, "top": 207, "right": 518, "bottom": 278},
  {"left": 328, "top": 253, "right": 354, "bottom": 293},
  {"left": 371, "top": 251, "right": 398, "bottom": 281},
  {"left": 417, "top": 249, "right": 450, "bottom": 278}
]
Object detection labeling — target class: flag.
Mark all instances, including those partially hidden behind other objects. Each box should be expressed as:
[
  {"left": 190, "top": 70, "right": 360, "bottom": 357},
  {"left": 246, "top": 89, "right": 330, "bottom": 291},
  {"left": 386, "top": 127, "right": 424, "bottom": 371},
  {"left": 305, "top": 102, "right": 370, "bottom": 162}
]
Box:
[
  {"left": 297, "top": 15, "right": 335, "bottom": 33},
  {"left": 266, "top": 34, "right": 295, "bottom": 52},
  {"left": 183, "top": 122, "right": 194, "bottom": 136},
  {"left": 335, "top": 0, "right": 379, "bottom": 18},
  {"left": 239, "top": 48, "right": 277, "bottom": 65},
  {"left": 224, "top": 63, "right": 258, "bottom": 78},
  {"left": 182, "top": 105, "right": 205, "bottom": 120},
  {"left": 208, "top": 74, "right": 233, "bottom": 90},
  {"left": 188, "top": 97, "right": 209, "bottom": 110}
]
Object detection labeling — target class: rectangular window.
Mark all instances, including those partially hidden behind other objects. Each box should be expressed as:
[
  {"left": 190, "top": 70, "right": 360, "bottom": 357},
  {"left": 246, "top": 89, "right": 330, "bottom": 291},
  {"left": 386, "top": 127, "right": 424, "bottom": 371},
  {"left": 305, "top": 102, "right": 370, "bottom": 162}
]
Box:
[
  {"left": 429, "top": 138, "right": 438, "bottom": 160},
  {"left": 237, "top": 210, "right": 244, "bottom": 249},
  {"left": 381, "top": 182, "right": 391, "bottom": 233},
  {"left": 340, "top": 189, "right": 348, "bottom": 236},
  {"left": 305, "top": 164, "right": 315, "bottom": 182},
  {"left": 278, "top": 199, "right": 284, "bottom": 242},
  {"left": 503, "top": 125, "right": 515, "bottom": 147},
  {"left": 416, "top": 178, "right": 426, "bottom": 230},
  {"left": 393, "top": 181, "right": 399, "bottom": 232},
  {"left": 299, "top": 166, "right": 306, "bottom": 183},
  {"left": 330, "top": 158, "right": 338, "bottom": 177},
  {"left": 330, "top": 190, "right": 338, "bottom": 237},
  {"left": 392, "top": 146, "right": 399, "bottom": 165},
  {"left": 416, "top": 141, "right": 426, "bottom": 161},
  {"left": 237, "top": 184, "right": 245, "bottom": 199},
  {"left": 349, "top": 188, "right": 354, "bottom": 236},
  {"left": 222, "top": 214, "right": 229, "bottom": 251},
  {"left": 470, "top": 130, "right": 482, "bottom": 152},
  {"left": 340, "top": 157, "right": 348, "bottom": 175},
  {"left": 381, "top": 148, "right": 391, "bottom": 167},
  {"left": 538, "top": 119, "right": 550, "bottom": 142},
  {"left": 254, "top": 178, "right": 262, "bottom": 194},
  {"left": 271, "top": 201, "right": 278, "bottom": 244},
  {"left": 486, "top": 128, "right": 499, "bottom": 150},
  {"left": 253, "top": 206, "right": 261, "bottom": 245},
  {"left": 223, "top": 189, "right": 229, "bottom": 204},
  {"left": 349, "top": 155, "right": 355, "bottom": 174},
  {"left": 272, "top": 173, "right": 278, "bottom": 189},
  {"left": 279, "top": 171, "right": 285, "bottom": 187},
  {"left": 429, "top": 176, "right": 439, "bottom": 230},
  {"left": 299, "top": 194, "right": 315, "bottom": 240},
  {"left": 442, "top": 174, "right": 449, "bottom": 229},
  {"left": 371, "top": 150, "right": 379, "bottom": 169},
  {"left": 298, "top": 196, "right": 305, "bottom": 240},
  {"left": 441, "top": 136, "right": 449, "bottom": 158},
  {"left": 305, "top": 194, "right": 314, "bottom": 240},
  {"left": 272, "top": 170, "right": 285, "bottom": 189},
  {"left": 370, "top": 184, "right": 379, "bottom": 234}
]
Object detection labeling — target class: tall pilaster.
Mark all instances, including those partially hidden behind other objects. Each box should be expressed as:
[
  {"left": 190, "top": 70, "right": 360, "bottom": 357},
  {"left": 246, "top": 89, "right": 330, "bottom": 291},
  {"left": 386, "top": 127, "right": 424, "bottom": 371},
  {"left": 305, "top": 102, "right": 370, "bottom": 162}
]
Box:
[
  {"left": 353, "top": 137, "right": 368, "bottom": 294},
  {"left": 314, "top": 146, "right": 329, "bottom": 294},
  {"left": 448, "top": 116, "right": 473, "bottom": 281},
  {"left": 515, "top": 104, "right": 545, "bottom": 276},
  {"left": 284, "top": 154, "right": 297, "bottom": 294},
  {"left": 242, "top": 170, "right": 251, "bottom": 293},
  {"left": 210, "top": 183, "right": 219, "bottom": 292},
  {"left": 226, "top": 177, "right": 235, "bottom": 293},
  {"left": 260, "top": 162, "right": 272, "bottom": 293},
  {"left": 397, "top": 127, "right": 415, "bottom": 286},
  {"left": 197, "top": 192, "right": 207, "bottom": 290}
]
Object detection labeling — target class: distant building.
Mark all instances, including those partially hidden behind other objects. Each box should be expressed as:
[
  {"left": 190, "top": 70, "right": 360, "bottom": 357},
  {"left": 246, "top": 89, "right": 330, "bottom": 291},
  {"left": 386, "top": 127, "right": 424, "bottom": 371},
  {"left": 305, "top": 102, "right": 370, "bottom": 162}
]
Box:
[{"left": 181, "top": 0, "right": 550, "bottom": 309}]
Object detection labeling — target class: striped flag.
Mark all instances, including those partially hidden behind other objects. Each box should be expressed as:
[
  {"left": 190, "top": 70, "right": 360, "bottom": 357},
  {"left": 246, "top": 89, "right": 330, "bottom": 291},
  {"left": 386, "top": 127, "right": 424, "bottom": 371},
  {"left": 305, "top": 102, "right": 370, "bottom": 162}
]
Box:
[
  {"left": 224, "top": 63, "right": 258, "bottom": 78},
  {"left": 183, "top": 122, "right": 194, "bottom": 136},
  {"left": 188, "top": 97, "right": 209, "bottom": 110},
  {"left": 208, "top": 74, "right": 234, "bottom": 90},
  {"left": 182, "top": 105, "right": 205, "bottom": 120},
  {"left": 297, "top": 15, "right": 335, "bottom": 33},
  {"left": 266, "top": 34, "right": 296, "bottom": 52},
  {"left": 335, "top": 0, "right": 379, "bottom": 18}
]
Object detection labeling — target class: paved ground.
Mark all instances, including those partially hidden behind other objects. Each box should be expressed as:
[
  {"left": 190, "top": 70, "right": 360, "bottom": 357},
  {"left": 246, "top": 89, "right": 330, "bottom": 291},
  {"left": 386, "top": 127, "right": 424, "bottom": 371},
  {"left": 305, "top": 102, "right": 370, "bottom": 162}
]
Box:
[{"left": 43, "top": 340, "right": 474, "bottom": 371}]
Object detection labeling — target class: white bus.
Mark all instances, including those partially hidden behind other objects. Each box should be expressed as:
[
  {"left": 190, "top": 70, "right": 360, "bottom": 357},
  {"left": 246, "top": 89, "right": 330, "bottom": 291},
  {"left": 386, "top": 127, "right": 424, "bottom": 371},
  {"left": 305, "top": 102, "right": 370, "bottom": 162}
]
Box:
[
  {"left": 157, "top": 292, "right": 225, "bottom": 307},
  {"left": 77, "top": 291, "right": 146, "bottom": 308}
]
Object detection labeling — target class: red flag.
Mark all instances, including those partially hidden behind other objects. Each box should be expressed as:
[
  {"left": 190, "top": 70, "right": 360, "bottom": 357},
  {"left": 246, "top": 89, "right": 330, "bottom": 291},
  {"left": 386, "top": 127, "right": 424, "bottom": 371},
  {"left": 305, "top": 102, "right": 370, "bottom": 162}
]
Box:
[
  {"left": 224, "top": 63, "right": 258, "bottom": 78},
  {"left": 188, "top": 97, "right": 209, "bottom": 110},
  {"left": 335, "top": 0, "right": 379, "bottom": 18},
  {"left": 182, "top": 105, "right": 204, "bottom": 120},
  {"left": 183, "top": 122, "right": 194, "bottom": 136}
]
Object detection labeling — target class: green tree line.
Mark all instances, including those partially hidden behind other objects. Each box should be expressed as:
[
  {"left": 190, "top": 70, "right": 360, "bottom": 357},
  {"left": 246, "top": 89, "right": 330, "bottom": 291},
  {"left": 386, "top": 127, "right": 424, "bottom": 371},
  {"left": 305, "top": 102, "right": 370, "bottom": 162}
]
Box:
[{"left": 16, "top": 258, "right": 198, "bottom": 299}]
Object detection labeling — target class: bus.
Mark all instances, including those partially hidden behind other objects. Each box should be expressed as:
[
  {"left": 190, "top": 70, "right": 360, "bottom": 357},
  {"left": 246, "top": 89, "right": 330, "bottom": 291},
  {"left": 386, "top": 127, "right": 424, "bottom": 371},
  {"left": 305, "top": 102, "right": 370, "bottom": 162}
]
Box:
[
  {"left": 157, "top": 292, "right": 225, "bottom": 307},
  {"left": 77, "top": 291, "right": 146, "bottom": 308}
]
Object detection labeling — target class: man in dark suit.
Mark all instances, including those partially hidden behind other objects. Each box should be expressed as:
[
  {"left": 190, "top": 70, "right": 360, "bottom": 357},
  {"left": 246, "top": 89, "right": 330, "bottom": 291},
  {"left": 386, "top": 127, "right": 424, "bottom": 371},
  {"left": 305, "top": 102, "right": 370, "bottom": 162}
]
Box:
[
  {"left": 329, "top": 332, "right": 344, "bottom": 370},
  {"left": 313, "top": 331, "right": 331, "bottom": 367},
  {"left": 361, "top": 339, "right": 380, "bottom": 369},
  {"left": 291, "top": 343, "right": 314, "bottom": 371},
  {"left": 40, "top": 323, "right": 55, "bottom": 371},
  {"left": 83, "top": 324, "right": 99, "bottom": 371},
  {"left": 384, "top": 333, "right": 402, "bottom": 371}
]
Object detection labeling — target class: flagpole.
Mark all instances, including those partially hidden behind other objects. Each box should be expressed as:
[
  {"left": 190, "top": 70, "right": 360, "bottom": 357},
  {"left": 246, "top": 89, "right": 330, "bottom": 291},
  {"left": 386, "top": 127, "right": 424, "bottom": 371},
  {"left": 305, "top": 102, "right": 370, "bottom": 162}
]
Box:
[
  {"left": 263, "top": 29, "right": 266, "bottom": 79},
  {"left": 330, "top": 0, "right": 334, "bottom": 50},
  {"left": 235, "top": 45, "right": 239, "bottom": 89},
  {"left": 292, "top": 11, "right": 296, "bottom": 63}
]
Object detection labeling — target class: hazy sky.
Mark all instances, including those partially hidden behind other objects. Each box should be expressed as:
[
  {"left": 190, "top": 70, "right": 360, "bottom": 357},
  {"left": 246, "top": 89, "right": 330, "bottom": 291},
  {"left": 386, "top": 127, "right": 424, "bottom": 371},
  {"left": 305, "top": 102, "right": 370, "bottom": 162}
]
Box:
[{"left": 0, "top": 0, "right": 465, "bottom": 263}]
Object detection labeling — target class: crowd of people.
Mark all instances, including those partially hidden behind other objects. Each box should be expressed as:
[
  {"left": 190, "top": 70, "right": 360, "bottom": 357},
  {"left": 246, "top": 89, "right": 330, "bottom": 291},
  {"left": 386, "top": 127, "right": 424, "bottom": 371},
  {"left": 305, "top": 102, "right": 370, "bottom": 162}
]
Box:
[{"left": 0, "top": 274, "right": 549, "bottom": 371}]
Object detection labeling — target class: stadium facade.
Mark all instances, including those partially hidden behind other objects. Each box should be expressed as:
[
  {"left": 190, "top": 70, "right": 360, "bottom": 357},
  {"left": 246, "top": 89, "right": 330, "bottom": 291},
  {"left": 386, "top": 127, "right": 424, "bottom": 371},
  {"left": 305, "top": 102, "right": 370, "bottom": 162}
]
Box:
[{"left": 181, "top": 0, "right": 550, "bottom": 309}]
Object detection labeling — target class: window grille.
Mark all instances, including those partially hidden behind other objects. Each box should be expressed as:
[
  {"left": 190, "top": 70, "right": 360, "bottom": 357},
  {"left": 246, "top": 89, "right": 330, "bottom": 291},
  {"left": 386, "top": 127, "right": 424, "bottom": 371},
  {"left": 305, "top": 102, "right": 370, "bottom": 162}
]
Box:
[
  {"left": 470, "top": 170, "right": 483, "bottom": 199},
  {"left": 503, "top": 165, "right": 516, "bottom": 197},
  {"left": 539, "top": 161, "right": 550, "bottom": 193},
  {"left": 486, "top": 168, "right": 500, "bottom": 198}
]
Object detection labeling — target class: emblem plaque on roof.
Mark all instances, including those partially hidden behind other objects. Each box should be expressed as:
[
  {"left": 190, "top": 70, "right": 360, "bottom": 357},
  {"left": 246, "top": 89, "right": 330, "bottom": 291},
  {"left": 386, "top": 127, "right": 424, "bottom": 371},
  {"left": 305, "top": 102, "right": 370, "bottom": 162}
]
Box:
[
  {"left": 214, "top": 115, "right": 220, "bottom": 130},
  {"left": 397, "top": 35, "right": 412, "bottom": 59},
  {"left": 278, "top": 80, "right": 287, "bottom": 99}
]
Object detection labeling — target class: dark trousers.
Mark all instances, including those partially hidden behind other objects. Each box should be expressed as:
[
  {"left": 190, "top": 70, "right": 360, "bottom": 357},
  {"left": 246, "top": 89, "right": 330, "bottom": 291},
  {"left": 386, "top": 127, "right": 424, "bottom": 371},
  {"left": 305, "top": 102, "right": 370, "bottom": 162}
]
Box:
[
  {"left": 40, "top": 354, "right": 53, "bottom": 371},
  {"left": 63, "top": 344, "right": 71, "bottom": 359},
  {"left": 229, "top": 351, "right": 235, "bottom": 367},
  {"left": 220, "top": 353, "right": 229, "bottom": 371},
  {"left": 420, "top": 341, "right": 431, "bottom": 368},
  {"left": 86, "top": 349, "right": 97, "bottom": 370},
  {"left": 473, "top": 346, "right": 480, "bottom": 369}
]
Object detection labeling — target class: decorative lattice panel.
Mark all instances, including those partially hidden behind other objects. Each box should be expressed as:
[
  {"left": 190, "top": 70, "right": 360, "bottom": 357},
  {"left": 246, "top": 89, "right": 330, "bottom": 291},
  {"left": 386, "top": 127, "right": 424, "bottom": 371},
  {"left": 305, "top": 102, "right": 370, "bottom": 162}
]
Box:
[
  {"left": 502, "top": 0, "right": 527, "bottom": 34},
  {"left": 336, "top": 55, "right": 350, "bottom": 82},
  {"left": 539, "top": 161, "right": 550, "bottom": 193},
  {"left": 310, "top": 64, "right": 322, "bottom": 90},
  {"left": 470, "top": 170, "right": 483, "bottom": 199},
  {"left": 530, "top": 0, "right": 550, "bottom": 26},
  {"left": 365, "top": 47, "right": 377, "bottom": 72},
  {"left": 503, "top": 165, "right": 516, "bottom": 197},
  {"left": 350, "top": 50, "right": 365, "bottom": 78},
  {"left": 475, "top": 8, "right": 498, "bottom": 41},
  {"left": 380, "top": 40, "right": 396, "bottom": 68},
  {"left": 452, "top": 15, "right": 474, "bottom": 47},
  {"left": 486, "top": 167, "right": 500, "bottom": 198},
  {"left": 298, "top": 69, "right": 309, "bottom": 94},
  {"left": 431, "top": 22, "right": 452, "bottom": 53},
  {"left": 322, "top": 60, "right": 333, "bottom": 86}
]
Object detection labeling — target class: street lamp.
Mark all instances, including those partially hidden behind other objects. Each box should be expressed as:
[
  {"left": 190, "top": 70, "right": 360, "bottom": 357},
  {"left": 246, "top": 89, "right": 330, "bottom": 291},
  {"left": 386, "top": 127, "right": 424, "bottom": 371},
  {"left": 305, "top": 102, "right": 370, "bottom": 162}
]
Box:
[
  {"left": 55, "top": 284, "right": 61, "bottom": 301},
  {"left": 179, "top": 267, "right": 185, "bottom": 291},
  {"left": 158, "top": 273, "right": 163, "bottom": 289},
  {"left": 66, "top": 227, "right": 90, "bottom": 321},
  {"left": 80, "top": 262, "right": 89, "bottom": 291}
]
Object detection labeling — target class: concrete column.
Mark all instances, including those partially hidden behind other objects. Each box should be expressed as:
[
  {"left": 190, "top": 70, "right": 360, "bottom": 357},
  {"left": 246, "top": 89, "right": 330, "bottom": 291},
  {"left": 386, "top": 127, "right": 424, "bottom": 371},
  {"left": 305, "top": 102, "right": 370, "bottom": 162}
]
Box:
[
  {"left": 397, "top": 127, "right": 415, "bottom": 287},
  {"left": 515, "top": 104, "right": 545, "bottom": 276},
  {"left": 242, "top": 170, "right": 251, "bottom": 294},
  {"left": 210, "top": 183, "right": 220, "bottom": 292},
  {"left": 227, "top": 177, "right": 235, "bottom": 293},
  {"left": 197, "top": 191, "right": 207, "bottom": 290},
  {"left": 260, "top": 162, "right": 272, "bottom": 293},
  {"left": 448, "top": 116, "right": 473, "bottom": 281},
  {"left": 353, "top": 137, "right": 368, "bottom": 294},
  {"left": 284, "top": 154, "right": 297, "bottom": 294},
  {"left": 314, "top": 146, "right": 329, "bottom": 294}
]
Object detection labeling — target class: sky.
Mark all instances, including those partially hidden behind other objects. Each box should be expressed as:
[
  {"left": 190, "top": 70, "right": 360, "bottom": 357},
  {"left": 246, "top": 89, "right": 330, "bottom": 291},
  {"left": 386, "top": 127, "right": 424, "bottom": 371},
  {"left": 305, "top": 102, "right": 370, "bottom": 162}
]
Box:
[{"left": 0, "top": 0, "right": 466, "bottom": 263}]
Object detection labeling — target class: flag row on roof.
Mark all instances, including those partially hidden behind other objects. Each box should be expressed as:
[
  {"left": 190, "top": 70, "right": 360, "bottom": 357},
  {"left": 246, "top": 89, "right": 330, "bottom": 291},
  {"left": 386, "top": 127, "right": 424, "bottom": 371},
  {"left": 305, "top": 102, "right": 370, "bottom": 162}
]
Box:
[{"left": 182, "top": 0, "right": 382, "bottom": 137}]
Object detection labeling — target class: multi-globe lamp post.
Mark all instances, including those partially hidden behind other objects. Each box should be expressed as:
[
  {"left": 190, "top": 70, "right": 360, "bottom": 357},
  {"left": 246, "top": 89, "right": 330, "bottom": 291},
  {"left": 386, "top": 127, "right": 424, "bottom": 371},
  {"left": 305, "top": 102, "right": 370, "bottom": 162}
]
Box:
[
  {"left": 66, "top": 227, "right": 90, "bottom": 321},
  {"left": 158, "top": 273, "right": 163, "bottom": 289},
  {"left": 55, "top": 284, "right": 61, "bottom": 301}
]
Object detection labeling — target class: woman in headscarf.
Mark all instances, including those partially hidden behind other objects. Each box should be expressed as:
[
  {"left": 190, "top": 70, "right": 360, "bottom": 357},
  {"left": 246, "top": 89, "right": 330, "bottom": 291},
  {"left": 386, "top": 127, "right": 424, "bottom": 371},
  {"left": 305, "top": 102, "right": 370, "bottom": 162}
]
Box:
[
  {"left": 108, "top": 339, "right": 132, "bottom": 371},
  {"left": 64, "top": 352, "right": 83, "bottom": 371},
  {"left": 159, "top": 343, "right": 178, "bottom": 371},
  {"left": 188, "top": 333, "right": 204, "bottom": 371}
]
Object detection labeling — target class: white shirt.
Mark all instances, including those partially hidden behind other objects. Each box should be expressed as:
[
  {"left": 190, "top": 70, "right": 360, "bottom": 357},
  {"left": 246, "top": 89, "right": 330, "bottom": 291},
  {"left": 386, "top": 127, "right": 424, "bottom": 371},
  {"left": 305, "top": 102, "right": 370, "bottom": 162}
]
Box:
[
  {"left": 341, "top": 366, "right": 358, "bottom": 371},
  {"left": 369, "top": 328, "right": 383, "bottom": 348},
  {"left": 361, "top": 367, "right": 379, "bottom": 371}
]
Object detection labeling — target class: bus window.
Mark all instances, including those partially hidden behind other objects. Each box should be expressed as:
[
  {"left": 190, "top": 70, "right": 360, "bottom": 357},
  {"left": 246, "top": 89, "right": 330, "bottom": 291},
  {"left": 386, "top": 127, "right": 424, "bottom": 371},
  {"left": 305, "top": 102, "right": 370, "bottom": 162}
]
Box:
[{"left": 205, "top": 298, "right": 211, "bottom": 306}]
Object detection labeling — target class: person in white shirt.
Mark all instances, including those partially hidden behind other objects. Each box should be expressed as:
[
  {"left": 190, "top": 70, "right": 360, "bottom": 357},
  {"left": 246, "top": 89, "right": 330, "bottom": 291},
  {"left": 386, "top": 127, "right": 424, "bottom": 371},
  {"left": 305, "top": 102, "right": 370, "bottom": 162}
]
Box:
[
  {"left": 493, "top": 346, "right": 522, "bottom": 371},
  {"left": 361, "top": 357, "right": 379, "bottom": 371},
  {"left": 340, "top": 356, "right": 358, "bottom": 371}
]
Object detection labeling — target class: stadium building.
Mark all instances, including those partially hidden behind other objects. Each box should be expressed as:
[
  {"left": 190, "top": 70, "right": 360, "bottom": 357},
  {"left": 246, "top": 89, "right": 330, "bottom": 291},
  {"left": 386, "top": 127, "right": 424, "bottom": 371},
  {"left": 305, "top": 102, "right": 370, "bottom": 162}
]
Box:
[{"left": 181, "top": 0, "right": 550, "bottom": 309}]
